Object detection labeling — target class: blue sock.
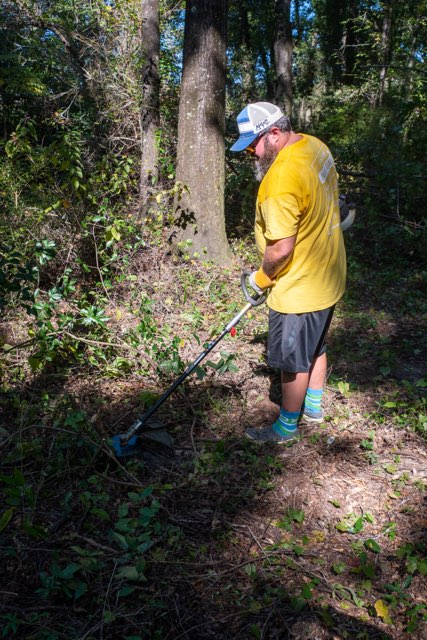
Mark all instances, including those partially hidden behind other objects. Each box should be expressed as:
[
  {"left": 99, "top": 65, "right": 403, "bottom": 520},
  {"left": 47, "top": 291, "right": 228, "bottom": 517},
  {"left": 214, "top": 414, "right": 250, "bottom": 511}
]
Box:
[
  {"left": 304, "top": 387, "right": 323, "bottom": 413},
  {"left": 272, "top": 408, "right": 300, "bottom": 436}
]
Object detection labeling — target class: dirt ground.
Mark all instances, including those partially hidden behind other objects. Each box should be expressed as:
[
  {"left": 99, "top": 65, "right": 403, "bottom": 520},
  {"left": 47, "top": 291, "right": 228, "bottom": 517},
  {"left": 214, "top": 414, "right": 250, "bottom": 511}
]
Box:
[
  {"left": 1, "top": 251, "right": 426, "bottom": 639},
  {"left": 57, "top": 319, "right": 427, "bottom": 639}
]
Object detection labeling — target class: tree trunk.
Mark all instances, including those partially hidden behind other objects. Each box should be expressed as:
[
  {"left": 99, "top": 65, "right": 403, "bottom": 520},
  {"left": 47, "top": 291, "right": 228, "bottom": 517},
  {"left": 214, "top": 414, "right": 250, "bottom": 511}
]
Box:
[
  {"left": 173, "top": 0, "right": 231, "bottom": 264},
  {"left": 294, "top": 0, "right": 301, "bottom": 41},
  {"left": 237, "top": 6, "right": 256, "bottom": 102},
  {"left": 140, "top": 0, "right": 160, "bottom": 213},
  {"left": 273, "top": 0, "right": 293, "bottom": 118},
  {"left": 404, "top": 33, "right": 417, "bottom": 96},
  {"left": 378, "top": 0, "right": 393, "bottom": 105},
  {"left": 342, "top": 16, "right": 357, "bottom": 84}
]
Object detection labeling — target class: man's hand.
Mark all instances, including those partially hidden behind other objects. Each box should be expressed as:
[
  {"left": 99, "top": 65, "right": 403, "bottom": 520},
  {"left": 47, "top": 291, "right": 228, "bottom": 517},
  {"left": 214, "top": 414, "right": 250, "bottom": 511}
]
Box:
[{"left": 249, "top": 268, "right": 274, "bottom": 294}]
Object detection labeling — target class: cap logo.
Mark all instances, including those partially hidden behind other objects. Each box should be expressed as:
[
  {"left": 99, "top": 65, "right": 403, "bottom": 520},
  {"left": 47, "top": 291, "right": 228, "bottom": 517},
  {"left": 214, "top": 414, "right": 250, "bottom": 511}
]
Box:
[{"left": 255, "top": 117, "right": 269, "bottom": 132}]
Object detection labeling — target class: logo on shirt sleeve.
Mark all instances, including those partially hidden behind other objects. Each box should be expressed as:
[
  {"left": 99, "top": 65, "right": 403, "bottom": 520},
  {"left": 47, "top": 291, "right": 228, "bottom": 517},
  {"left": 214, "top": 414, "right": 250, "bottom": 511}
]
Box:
[{"left": 318, "top": 154, "right": 334, "bottom": 184}]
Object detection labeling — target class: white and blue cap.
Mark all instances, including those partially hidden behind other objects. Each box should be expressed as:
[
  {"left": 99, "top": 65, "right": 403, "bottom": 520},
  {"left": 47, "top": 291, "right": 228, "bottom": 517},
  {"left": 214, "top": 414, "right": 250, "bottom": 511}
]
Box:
[{"left": 230, "top": 102, "right": 284, "bottom": 152}]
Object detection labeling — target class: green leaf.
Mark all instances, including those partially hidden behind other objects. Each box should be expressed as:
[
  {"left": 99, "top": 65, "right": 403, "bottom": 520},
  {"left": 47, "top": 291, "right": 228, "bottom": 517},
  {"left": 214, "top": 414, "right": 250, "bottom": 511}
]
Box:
[
  {"left": 384, "top": 463, "right": 398, "bottom": 474},
  {"left": 118, "top": 503, "right": 129, "bottom": 518},
  {"left": 374, "top": 599, "right": 392, "bottom": 624},
  {"left": 110, "top": 226, "right": 121, "bottom": 241},
  {"left": 402, "top": 575, "right": 412, "bottom": 589},
  {"left": 301, "top": 583, "right": 313, "bottom": 599},
  {"left": 103, "top": 610, "right": 115, "bottom": 623},
  {"left": 407, "top": 556, "right": 418, "bottom": 574},
  {"left": 417, "top": 559, "right": 427, "bottom": 576},
  {"left": 127, "top": 489, "right": 152, "bottom": 503},
  {"left": 35, "top": 239, "right": 56, "bottom": 265},
  {"left": 332, "top": 562, "right": 347, "bottom": 575},
  {"left": 61, "top": 563, "right": 80, "bottom": 579},
  {"left": 249, "top": 624, "right": 261, "bottom": 640},
  {"left": 79, "top": 305, "right": 110, "bottom": 327},
  {"left": 383, "top": 522, "right": 397, "bottom": 540},
  {"left": 115, "top": 564, "right": 146, "bottom": 582},
  {"left": 137, "top": 388, "right": 157, "bottom": 405},
  {"left": 289, "top": 508, "right": 305, "bottom": 523},
  {"left": 22, "top": 520, "right": 48, "bottom": 540},
  {"left": 290, "top": 596, "right": 306, "bottom": 612},
  {"left": 352, "top": 517, "right": 364, "bottom": 533},
  {"left": 118, "top": 586, "right": 136, "bottom": 598},
  {"left": 91, "top": 507, "right": 110, "bottom": 521},
  {"left": 0, "top": 507, "right": 14, "bottom": 533},
  {"left": 110, "top": 530, "right": 129, "bottom": 550},
  {"left": 73, "top": 580, "right": 87, "bottom": 599},
  {"left": 244, "top": 563, "right": 257, "bottom": 577},
  {"left": 362, "top": 563, "right": 376, "bottom": 579},
  {"left": 352, "top": 594, "right": 365, "bottom": 608},
  {"left": 115, "top": 518, "right": 134, "bottom": 534},
  {"left": 364, "top": 538, "right": 381, "bottom": 553},
  {"left": 361, "top": 579, "right": 372, "bottom": 591},
  {"left": 337, "top": 381, "right": 350, "bottom": 395}
]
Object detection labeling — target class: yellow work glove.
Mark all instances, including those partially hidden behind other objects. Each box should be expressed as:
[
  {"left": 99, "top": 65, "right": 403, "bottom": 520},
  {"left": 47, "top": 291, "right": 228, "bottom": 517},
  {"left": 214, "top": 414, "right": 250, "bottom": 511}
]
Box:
[{"left": 248, "top": 267, "right": 274, "bottom": 295}]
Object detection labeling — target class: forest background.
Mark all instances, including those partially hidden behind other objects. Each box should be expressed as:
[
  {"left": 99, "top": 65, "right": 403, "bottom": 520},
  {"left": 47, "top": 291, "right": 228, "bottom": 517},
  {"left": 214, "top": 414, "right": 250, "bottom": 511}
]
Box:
[{"left": 0, "top": 1, "right": 426, "bottom": 639}]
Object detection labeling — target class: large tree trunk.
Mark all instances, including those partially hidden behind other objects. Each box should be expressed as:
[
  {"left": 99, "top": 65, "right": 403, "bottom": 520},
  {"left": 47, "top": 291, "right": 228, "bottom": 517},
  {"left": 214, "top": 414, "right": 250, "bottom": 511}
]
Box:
[
  {"left": 342, "top": 16, "right": 357, "bottom": 84},
  {"left": 378, "top": 0, "right": 393, "bottom": 106},
  {"left": 140, "top": 0, "right": 160, "bottom": 213},
  {"left": 274, "top": 0, "right": 293, "bottom": 118},
  {"left": 236, "top": 6, "right": 256, "bottom": 102},
  {"left": 294, "top": 0, "right": 301, "bottom": 41},
  {"left": 173, "top": 0, "right": 231, "bottom": 264}
]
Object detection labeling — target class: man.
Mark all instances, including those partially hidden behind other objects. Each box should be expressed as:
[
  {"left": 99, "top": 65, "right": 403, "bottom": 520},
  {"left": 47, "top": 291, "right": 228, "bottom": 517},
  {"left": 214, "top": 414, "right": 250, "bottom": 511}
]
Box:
[{"left": 230, "top": 102, "right": 346, "bottom": 443}]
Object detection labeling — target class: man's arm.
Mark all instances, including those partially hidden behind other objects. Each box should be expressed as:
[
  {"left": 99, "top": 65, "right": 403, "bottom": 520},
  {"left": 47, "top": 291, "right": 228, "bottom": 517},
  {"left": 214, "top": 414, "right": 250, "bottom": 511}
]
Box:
[
  {"left": 262, "top": 236, "right": 296, "bottom": 279},
  {"left": 250, "top": 235, "right": 296, "bottom": 292}
]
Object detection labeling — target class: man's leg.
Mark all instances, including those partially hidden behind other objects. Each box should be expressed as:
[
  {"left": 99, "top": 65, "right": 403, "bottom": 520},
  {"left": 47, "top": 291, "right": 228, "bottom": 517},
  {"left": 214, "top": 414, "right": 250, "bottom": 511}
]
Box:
[
  {"left": 280, "top": 352, "right": 327, "bottom": 413},
  {"left": 245, "top": 370, "right": 306, "bottom": 443},
  {"left": 281, "top": 371, "right": 309, "bottom": 412},
  {"left": 302, "top": 352, "right": 328, "bottom": 421},
  {"left": 246, "top": 309, "right": 332, "bottom": 442},
  {"left": 308, "top": 352, "right": 327, "bottom": 389}
]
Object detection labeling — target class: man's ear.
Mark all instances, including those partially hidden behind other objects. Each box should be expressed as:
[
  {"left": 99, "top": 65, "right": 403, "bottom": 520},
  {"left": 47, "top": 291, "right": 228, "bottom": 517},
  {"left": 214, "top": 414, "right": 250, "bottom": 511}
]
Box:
[{"left": 268, "top": 126, "right": 282, "bottom": 144}]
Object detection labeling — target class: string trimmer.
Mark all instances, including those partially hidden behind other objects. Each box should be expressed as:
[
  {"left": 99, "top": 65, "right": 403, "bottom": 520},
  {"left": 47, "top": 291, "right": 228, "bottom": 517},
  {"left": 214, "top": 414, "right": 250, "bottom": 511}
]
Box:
[{"left": 111, "top": 271, "right": 266, "bottom": 458}]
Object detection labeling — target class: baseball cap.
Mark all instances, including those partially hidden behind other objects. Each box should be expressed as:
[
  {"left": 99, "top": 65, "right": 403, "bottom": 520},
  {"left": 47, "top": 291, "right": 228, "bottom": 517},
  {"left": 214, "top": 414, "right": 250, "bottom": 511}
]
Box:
[{"left": 230, "top": 102, "right": 284, "bottom": 152}]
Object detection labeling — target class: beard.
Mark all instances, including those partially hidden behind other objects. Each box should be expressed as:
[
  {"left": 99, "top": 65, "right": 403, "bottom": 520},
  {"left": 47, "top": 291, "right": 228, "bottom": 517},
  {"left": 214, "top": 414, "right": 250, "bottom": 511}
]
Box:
[{"left": 253, "top": 139, "right": 279, "bottom": 182}]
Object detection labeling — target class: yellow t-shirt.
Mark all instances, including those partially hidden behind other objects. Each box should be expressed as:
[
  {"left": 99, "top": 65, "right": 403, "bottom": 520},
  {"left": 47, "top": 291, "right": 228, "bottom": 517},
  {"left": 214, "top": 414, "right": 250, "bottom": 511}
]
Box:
[{"left": 254, "top": 134, "right": 346, "bottom": 313}]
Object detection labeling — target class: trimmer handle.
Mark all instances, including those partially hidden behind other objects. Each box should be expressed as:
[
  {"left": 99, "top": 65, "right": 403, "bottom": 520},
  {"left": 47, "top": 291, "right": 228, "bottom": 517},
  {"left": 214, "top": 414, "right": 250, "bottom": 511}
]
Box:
[{"left": 241, "top": 270, "right": 268, "bottom": 307}]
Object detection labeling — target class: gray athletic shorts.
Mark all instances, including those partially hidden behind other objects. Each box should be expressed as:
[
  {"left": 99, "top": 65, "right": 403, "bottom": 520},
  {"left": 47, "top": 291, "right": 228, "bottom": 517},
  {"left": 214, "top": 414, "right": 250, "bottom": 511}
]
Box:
[{"left": 267, "top": 306, "right": 335, "bottom": 373}]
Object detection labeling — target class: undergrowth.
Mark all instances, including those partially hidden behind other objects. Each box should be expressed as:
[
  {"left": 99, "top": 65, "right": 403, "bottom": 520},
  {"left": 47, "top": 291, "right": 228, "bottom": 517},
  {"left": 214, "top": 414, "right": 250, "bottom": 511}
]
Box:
[{"left": 1, "top": 199, "right": 426, "bottom": 639}]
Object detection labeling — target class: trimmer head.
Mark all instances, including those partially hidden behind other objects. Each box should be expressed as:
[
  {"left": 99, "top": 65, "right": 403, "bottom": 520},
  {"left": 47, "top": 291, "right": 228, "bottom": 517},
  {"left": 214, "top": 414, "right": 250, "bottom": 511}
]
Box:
[
  {"left": 111, "top": 426, "right": 175, "bottom": 459},
  {"left": 111, "top": 434, "right": 140, "bottom": 458}
]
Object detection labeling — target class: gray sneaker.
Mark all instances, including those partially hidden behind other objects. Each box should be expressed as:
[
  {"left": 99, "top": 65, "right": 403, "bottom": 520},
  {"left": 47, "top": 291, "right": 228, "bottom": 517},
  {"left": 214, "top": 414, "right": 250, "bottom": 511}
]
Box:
[
  {"left": 245, "top": 426, "right": 300, "bottom": 444},
  {"left": 301, "top": 408, "right": 324, "bottom": 423}
]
